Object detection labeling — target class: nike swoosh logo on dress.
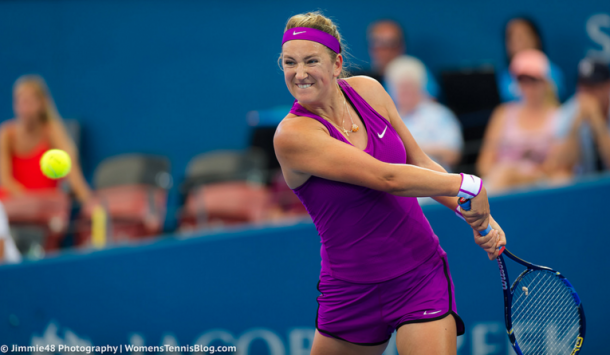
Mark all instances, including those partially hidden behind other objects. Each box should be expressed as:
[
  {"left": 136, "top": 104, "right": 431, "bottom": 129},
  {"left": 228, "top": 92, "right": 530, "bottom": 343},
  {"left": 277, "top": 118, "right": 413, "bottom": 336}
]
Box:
[{"left": 377, "top": 125, "right": 388, "bottom": 138}]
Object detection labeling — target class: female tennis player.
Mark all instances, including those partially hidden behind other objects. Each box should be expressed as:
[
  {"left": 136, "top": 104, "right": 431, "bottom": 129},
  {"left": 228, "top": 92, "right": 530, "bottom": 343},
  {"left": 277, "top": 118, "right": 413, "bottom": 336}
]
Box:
[{"left": 274, "top": 12, "right": 507, "bottom": 355}]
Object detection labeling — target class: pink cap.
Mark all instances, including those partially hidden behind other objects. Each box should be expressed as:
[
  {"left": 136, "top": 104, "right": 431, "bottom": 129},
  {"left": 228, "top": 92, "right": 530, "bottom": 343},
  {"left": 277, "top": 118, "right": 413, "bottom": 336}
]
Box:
[{"left": 510, "top": 49, "right": 550, "bottom": 79}]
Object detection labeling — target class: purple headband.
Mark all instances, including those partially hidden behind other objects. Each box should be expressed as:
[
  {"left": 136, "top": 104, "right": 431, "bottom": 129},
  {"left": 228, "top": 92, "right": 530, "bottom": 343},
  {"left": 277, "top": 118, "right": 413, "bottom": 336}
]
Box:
[{"left": 282, "top": 27, "right": 341, "bottom": 54}]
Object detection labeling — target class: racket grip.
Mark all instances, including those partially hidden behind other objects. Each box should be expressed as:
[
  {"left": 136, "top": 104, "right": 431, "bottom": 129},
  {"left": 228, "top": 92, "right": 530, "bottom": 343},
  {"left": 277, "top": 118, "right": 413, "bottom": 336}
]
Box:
[
  {"left": 457, "top": 198, "right": 493, "bottom": 236},
  {"left": 458, "top": 197, "right": 504, "bottom": 254}
]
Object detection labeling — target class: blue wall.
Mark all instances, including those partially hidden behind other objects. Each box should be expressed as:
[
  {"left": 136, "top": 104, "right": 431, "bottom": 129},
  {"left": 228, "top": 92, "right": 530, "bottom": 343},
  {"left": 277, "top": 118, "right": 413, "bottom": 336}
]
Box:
[
  {"left": 0, "top": 177, "right": 607, "bottom": 354},
  {"left": 0, "top": 0, "right": 608, "bottom": 184}
]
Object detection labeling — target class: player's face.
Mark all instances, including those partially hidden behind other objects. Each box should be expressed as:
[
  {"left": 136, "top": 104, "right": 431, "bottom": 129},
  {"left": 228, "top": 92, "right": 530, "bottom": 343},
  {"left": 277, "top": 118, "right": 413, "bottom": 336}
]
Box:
[
  {"left": 282, "top": 40, "right": 342, "bottom": 105},
  {"left": 14, "top": 85, "right": 45, "bottom": 124}
]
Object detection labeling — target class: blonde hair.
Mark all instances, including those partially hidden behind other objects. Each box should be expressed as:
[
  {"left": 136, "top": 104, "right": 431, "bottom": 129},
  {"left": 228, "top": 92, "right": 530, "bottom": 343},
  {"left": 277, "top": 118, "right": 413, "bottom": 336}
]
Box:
[
  {"left": 13, "top": 74, "right": 62, "bottom": 123},
  {"left": 282, "top": 11, "right": 350, "bottom": 78}
]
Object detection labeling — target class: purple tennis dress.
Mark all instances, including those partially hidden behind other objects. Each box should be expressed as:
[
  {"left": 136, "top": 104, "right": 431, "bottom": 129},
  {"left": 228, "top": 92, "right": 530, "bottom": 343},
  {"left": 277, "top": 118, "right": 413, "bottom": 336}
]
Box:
[{"left": 290, "top": 79, "right": 465, "bottom": 344}]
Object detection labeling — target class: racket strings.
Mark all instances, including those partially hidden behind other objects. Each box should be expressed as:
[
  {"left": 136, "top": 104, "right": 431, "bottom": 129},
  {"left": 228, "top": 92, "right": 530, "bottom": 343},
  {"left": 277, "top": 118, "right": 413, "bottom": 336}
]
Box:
[
  {"left": 513, "top": 284, "right": 578, "bottom": 354},
  {"left": 513, "top": 275, "right": 580, "bottom": 355},
  {"left": 512, "top": 276, "right": 574, "bottom": 330},
  {"left": 514, "top": 290, "right": 578, "bottom": 353},
  {"left": 510, "top": 270, "right": 580, "bottom": 355}
]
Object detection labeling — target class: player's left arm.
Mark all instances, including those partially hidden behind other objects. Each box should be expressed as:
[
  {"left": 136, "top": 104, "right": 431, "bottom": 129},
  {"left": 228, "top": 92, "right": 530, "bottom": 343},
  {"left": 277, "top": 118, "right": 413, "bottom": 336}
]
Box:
[
  {"left": 350, "top": 76, "right": 505, "bottom": 249},
  {"left": 47, "top": 119, "right": 92, "bottom": 202},
  {"left": 347, "top": 76, "right": 458, "bottom": 209}
]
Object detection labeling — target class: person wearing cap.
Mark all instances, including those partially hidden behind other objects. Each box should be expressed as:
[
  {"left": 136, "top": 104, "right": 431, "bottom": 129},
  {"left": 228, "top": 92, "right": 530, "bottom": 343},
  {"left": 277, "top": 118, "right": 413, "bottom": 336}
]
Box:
[
  {"left": 550, "top": 59, "right": 610, "bottom": 176},
  {"left": 477, "top": 49, "right": 561, "bottom": 193},
  {"left": 385, "top": 55, "right": 463, "bottom": 172},
  {"left": 498, "top": 17, "right": 567, "bottom": 102}
]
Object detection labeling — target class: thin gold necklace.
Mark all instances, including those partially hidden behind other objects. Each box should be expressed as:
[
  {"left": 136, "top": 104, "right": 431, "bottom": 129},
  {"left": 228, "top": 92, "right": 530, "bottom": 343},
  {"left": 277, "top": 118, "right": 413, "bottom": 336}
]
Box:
[{"left": 337, "top": 84, "right": 359, "bottom": 136}]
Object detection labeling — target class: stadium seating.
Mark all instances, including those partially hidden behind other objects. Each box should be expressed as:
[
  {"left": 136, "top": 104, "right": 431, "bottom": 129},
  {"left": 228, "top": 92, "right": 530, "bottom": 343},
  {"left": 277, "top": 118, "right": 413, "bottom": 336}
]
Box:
[
  {"left": 76, "top": 154, "right": 171, "bottom": 246},
  {"left": 179, "top": 149, "right": 272, "bottom": 230},
  {"left": 2, "top": 190, "right": 70, "bottom": 251}
]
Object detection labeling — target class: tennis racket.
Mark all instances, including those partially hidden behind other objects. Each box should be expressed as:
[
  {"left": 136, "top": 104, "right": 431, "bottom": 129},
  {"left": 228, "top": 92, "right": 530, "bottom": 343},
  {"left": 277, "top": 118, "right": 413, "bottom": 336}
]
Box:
[{"left": 458, "top": 197, "right": 586, "bottom": 355}]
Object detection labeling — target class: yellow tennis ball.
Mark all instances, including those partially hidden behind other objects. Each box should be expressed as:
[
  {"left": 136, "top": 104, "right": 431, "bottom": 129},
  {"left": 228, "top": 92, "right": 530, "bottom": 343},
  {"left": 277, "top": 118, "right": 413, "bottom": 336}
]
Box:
[{"left": 40, "top": 149, "right": 72, "bottom": 179}]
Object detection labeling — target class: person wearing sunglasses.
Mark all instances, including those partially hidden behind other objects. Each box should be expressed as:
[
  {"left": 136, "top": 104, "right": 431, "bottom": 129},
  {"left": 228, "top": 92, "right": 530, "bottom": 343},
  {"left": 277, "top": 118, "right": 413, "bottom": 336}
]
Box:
[
  {"left": 497, "top": 17, "right": 566, "bottom": 103},
  {"left": 477, "top": 49, "right": 561, "bottom": 193}
]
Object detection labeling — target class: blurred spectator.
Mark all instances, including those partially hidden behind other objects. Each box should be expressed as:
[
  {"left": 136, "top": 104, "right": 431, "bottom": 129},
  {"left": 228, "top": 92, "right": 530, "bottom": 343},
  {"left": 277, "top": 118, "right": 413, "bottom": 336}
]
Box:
[
  {"left": 0, "top": 202, "right": 21, "bottom": 264},
  {"left": 354, "top": 19, "right": 440, "bottom": 98},
  {"left": 477, "top": 50, "right": 561, "bottom": 193},
  {"left": 385, "top": 56, "right": 463, "bottom": 171},
  {"left": 0, "top": 75, "right": 91, "bottom": 202},
  {"left": 550, "top": 59, "right": 610, "bottom": 176},
  {"left": 498, "top": 17, "right": 566, "bottom": 102}
]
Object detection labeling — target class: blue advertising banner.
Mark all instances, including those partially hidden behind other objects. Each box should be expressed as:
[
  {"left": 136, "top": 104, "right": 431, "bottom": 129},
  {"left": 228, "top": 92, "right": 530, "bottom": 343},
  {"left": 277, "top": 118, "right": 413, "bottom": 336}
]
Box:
[{"left": 0, "top": 176, "right": 608, "bottom": 354}]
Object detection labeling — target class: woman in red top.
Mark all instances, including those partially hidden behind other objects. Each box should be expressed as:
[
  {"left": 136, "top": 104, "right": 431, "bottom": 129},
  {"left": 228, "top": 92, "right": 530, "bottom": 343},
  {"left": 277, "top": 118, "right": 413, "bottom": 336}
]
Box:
[{"left": 0, "top": 75, "right": 91, "bottom": 202}]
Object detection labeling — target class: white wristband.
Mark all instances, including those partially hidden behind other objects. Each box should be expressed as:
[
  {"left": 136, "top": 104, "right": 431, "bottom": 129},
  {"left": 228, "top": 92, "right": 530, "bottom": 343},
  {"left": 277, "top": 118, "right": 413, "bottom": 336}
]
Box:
[{"left": 457, "top": 173, "right": 482, "bottom": 199}]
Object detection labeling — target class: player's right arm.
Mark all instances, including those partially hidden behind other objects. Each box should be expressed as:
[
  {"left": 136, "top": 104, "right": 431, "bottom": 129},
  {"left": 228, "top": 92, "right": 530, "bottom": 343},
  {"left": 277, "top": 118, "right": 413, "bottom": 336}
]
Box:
[{"left": 274, "top": 116, "right": 463, "bottom": 198}]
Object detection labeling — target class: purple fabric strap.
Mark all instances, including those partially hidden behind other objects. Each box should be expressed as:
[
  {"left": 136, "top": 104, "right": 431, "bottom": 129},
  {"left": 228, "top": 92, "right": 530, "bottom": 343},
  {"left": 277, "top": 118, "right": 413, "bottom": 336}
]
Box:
[{"left": 281, "top": 27, "right": 341, "bottom": 54}]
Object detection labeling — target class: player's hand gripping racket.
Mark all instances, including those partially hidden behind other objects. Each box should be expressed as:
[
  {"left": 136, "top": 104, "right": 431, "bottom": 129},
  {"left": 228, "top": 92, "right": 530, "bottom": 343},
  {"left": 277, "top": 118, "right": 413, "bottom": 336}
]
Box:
[{"left": 458, "top": 197, "right": 586, "bottom": 355}]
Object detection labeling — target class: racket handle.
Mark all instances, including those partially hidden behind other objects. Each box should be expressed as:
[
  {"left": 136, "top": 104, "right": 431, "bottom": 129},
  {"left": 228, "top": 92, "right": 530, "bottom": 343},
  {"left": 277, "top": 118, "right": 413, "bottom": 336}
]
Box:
[
  {"left": 458, "top": 197, "right": 504, "bottom": 254},
  {"left": 481, "top": 224, "right": 493, "bottom": 236},
  {"left": 457, "top": 198, "right": 493, "bottom": 236}
]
